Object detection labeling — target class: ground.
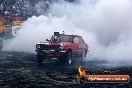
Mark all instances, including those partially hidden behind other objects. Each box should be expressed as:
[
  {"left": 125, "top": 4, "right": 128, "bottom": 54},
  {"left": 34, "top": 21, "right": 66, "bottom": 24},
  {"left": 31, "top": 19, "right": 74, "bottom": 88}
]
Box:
[{"left": 0, "top": 41, "right": 132, "bottom": 88}]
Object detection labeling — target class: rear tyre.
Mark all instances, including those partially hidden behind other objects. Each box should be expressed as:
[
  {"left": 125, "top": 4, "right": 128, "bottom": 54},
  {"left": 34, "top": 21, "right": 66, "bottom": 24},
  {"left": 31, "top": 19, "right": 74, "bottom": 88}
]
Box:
[{"left": 37, "top": 54, "right": 43, "bottom": 65}]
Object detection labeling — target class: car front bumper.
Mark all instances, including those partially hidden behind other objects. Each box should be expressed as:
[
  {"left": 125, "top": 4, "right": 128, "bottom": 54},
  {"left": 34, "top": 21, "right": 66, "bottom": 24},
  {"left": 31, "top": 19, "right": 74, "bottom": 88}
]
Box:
[{"left": 35, "top": 49, "right": 67, "bottom": 57}]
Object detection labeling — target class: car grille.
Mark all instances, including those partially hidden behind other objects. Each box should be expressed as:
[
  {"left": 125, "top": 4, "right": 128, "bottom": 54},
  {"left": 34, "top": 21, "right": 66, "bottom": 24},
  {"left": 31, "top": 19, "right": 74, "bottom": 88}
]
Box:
[{"left": 37, "top": 44, "right": 60, "bottom": 51}]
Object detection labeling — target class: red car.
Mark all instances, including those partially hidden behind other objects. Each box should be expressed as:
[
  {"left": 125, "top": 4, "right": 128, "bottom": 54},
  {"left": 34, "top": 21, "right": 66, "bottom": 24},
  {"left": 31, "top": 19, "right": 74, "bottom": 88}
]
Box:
[{"left": 35, "top": 32, "right": 89, "bottom": 65}]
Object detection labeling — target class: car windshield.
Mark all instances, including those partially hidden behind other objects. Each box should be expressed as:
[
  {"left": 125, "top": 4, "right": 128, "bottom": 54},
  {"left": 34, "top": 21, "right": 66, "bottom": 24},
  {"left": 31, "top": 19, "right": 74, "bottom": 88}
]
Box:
[
  {"left": 59, "top": 35, "right": 73, "bottom": 42},
  {"left": 50, "top": 35, "right": 73, "bottom": 42}
]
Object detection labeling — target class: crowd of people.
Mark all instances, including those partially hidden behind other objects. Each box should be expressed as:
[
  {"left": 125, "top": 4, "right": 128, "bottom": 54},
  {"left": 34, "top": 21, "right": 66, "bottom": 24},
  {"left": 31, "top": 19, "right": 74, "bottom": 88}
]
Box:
[{"left": 0, "top": 0, "right": 51, "bottom": 20}]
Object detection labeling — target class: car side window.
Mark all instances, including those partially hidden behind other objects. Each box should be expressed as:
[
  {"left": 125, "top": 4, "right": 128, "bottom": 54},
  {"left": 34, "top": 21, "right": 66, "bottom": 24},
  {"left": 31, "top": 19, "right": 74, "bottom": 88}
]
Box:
[{"left": 74, "top": 37, "right": 79, "bottom": 43}]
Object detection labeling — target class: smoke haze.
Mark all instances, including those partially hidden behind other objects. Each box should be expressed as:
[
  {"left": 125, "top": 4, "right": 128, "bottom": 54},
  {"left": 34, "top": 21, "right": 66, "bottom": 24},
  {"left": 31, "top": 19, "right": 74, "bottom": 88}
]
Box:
[{"left": 2, "top": 0, "right": 132, "bottom": 65}]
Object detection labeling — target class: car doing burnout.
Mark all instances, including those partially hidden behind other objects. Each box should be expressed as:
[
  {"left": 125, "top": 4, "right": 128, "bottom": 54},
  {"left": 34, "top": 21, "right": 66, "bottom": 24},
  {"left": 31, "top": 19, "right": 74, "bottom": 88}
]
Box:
[{"left": 35, "top": 32, "right": 89, "bottom": 65}]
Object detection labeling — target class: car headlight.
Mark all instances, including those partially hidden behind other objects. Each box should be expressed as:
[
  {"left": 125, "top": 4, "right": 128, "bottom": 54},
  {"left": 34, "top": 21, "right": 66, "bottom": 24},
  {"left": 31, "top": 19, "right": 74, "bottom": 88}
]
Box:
[
  {"left": 60, "top": 45, "right": 64, "bottom": 50},
  {"left": 36, "top": 45, "right": 41, "bottom": 49}
]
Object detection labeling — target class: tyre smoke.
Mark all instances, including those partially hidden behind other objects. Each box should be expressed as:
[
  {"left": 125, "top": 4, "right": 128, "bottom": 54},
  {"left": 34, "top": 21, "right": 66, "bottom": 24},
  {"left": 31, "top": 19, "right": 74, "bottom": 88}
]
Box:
[{"left": 2, "top": 0, "right": 132, "bottom": 65}]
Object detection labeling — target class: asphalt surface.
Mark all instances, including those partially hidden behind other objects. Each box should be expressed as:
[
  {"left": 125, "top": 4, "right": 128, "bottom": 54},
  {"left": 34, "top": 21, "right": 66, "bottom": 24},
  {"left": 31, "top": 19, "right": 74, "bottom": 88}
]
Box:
[{"left": 0, "top": 40, "right": 132, "bottom": 88}]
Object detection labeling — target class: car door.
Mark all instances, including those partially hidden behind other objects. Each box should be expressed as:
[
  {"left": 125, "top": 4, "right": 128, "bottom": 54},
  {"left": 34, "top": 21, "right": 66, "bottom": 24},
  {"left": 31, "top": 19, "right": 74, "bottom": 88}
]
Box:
[
  {"left": 73, "top": 36, "right": 80, "bottom": 56},
  {"left": 79, "top": 37, "right": 85, "bottom": 55}
]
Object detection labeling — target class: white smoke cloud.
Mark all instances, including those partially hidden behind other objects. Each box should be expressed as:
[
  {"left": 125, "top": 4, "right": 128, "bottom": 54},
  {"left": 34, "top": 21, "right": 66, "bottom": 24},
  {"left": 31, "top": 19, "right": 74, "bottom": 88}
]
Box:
[{"left": 2, "top": 0, "right": 132, "bottom": 64}]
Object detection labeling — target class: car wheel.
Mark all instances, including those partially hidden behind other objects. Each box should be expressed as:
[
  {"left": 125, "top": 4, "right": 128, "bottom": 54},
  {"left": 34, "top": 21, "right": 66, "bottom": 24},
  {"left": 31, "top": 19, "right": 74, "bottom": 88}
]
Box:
[
  {"left": 66, "top": 51, "right": 73, "bottom": 65},
  {"left": 37, "top": 54, "right": 43, "bottom": 65}
]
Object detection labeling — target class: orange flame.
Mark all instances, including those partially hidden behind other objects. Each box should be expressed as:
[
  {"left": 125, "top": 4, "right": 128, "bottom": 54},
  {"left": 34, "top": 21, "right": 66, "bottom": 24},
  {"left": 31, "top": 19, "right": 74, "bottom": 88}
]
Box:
[{"left": 78, "top": 66, "right": 86, "bottom": 76}]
